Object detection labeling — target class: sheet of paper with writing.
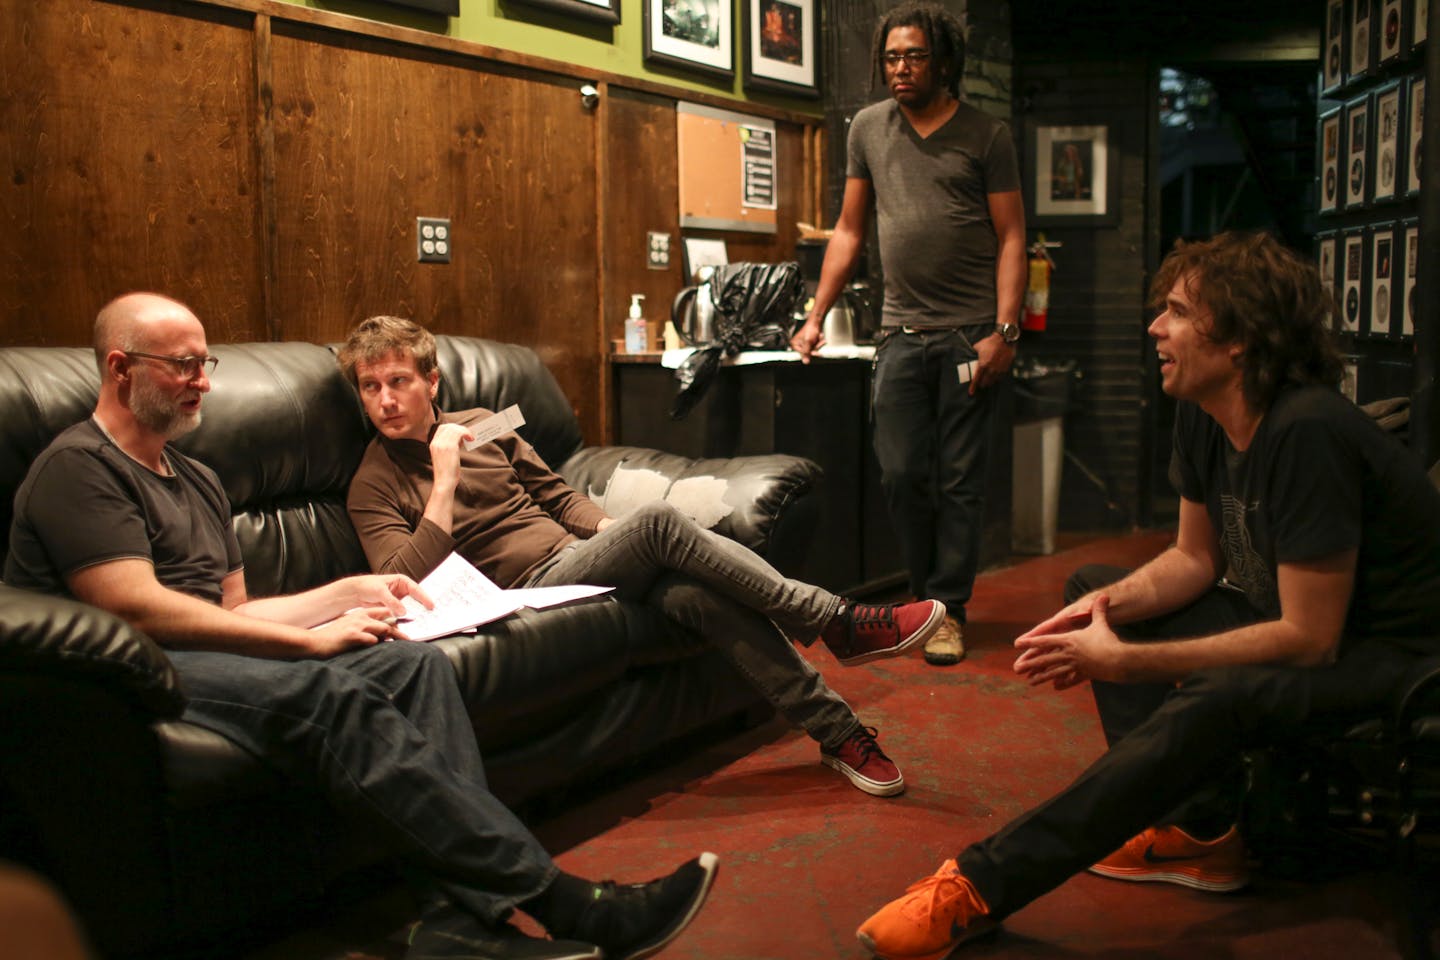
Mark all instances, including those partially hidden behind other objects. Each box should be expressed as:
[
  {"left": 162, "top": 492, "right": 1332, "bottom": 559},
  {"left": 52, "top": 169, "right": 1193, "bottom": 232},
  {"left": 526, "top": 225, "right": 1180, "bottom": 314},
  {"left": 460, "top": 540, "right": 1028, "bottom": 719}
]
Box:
[
  {"left": 398, "top": 553, "right": 524, "bottom": 641},
  {"left": 463, "top": 405, "right": 526, "bottom": 450}
]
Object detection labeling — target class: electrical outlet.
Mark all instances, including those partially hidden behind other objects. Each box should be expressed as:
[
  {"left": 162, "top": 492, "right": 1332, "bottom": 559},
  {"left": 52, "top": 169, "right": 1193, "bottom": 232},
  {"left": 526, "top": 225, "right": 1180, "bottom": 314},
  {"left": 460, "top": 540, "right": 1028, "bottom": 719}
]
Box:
[
  {"left": 646, "top": 230, "right": 671, "bottom": 269},
  {"left": 417, "top": 217, "right": 451, "bottom": 264}
]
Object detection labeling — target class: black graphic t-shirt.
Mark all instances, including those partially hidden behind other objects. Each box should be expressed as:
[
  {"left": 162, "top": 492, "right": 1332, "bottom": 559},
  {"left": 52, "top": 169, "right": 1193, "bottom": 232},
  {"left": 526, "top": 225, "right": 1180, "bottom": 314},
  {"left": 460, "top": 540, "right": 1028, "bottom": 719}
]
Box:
[{"left": 1170, "top": 385, "right": 1440, "bottom": 649}]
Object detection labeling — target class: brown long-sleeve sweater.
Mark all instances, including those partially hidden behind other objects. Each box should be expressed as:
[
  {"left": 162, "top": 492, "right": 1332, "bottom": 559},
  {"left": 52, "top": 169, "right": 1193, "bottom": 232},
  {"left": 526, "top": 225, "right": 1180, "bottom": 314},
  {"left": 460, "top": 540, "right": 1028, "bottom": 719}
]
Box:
[{"left": 346, "top": 407, "right": 607, "bottom": 587}]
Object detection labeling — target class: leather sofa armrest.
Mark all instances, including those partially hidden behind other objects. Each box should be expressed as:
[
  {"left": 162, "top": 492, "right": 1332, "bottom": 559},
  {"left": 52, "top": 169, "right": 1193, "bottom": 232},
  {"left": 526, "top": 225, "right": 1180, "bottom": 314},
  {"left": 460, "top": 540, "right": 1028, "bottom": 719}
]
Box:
[
  {"left": 558, "top": 446, "right": 822, "bottom": 569},
  {"left": 0, "top": 584, "right": 184, "bottom": 718},
  {"left": 1395, "top": 653, "right": 1440, "bottom": 744}
]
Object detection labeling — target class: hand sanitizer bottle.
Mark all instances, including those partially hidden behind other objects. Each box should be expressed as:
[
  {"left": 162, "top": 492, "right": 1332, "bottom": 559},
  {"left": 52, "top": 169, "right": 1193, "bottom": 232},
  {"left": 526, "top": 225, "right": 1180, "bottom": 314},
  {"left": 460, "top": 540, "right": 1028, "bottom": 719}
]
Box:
[{"left": 626, "top": 294, "right": 648, "bottom": 353}]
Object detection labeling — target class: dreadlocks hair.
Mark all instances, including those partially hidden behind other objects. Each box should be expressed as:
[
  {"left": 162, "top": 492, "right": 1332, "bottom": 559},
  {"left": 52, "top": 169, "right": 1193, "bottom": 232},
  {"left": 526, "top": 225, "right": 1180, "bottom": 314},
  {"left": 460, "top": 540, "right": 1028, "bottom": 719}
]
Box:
[
  {"left": 871, "top": 1, "right": 966, "bottom": 99},
  {"left": 1148, "top": 231, "right": 1345, "bottom": 412}
]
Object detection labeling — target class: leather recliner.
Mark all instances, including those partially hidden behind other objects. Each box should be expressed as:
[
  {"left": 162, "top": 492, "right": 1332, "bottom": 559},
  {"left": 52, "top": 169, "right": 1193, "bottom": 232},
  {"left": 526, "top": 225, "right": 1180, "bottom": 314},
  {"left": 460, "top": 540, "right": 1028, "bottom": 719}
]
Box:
[{"left": 0, "top": 336, "right": 822, "bottom": 959}]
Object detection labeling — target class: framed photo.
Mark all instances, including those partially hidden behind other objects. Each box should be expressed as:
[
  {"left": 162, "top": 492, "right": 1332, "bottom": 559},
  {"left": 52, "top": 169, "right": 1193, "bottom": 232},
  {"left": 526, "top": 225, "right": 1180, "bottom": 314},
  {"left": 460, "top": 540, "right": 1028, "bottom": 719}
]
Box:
[
  {"left": 1350, "top": 0, "right": 1374, "bottom": 79},
  {"left": 681, "top": 236, "right": 729, "bottom": 280},
  {"left": 742, "top": 0, "right": 818, "bottom": 98},
  {"left": 644, "top": 0, "right": 734, "bottom": 80},
  {"left": 1341, "top": 230, "right": 1367, "bottom": 334},
  {"left": 1319, "top": 108, "right": 1343, "bottom": 215},
  {"left": 510, "top": 0, "right": 619, "bottom": 24},
  {"left": 1415, "top": 0, "right": 1429, "bottom": 48},
  {"left": 1368, "top": 222, "right": 1397, "bottom": 338},
  {"left": 1341, "top": 356, "right": 1361, "bottom": 402},
  {"left": 1380, "top": 0, "right": 1407, "bottom": 62},
  {"left": 1407, "top": 75, "right": 1425, "bottom": 196},
  {"left": 1324, "top": 0, "right": 1346, "bottom": 94},
  {"left": 1373, "top": 81, "right": 1402, "bottom": 203},
  {"left": 1025, "top": 121, "right": 1120, "bottom": 226},
  {"left": 1402, "top": 218, "right": 1419, "bottom": 338},
  {"left": 380, "top": 0, "right": 459, "bottom": 12},
  {"left": 1316, "top": 231, "right": 1338, "bottom": 303},
  {"left": 1345, "top": 95, "right": 1371, "bottom": 210}
]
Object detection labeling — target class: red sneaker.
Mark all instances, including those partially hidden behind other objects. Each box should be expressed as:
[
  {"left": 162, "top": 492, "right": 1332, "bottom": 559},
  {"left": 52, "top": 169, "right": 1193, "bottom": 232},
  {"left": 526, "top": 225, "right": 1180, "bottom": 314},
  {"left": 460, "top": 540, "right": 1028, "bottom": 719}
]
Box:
[
  {"left": 819, "top": 600, "right": 946, "bottom": 665},
  {"left": 857, "top": 859, "right": 996, "bottom": 960},
  {"left": 821, "top": 726, "right": 904, "bottom": 797},
  {"left": 1088, "top": 825, "right": 1249, "bottom": 892}
]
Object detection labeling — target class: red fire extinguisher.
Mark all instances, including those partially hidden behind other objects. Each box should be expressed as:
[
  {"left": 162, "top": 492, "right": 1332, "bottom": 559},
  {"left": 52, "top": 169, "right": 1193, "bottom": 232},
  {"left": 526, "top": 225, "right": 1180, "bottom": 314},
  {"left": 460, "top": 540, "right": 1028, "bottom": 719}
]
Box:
[{"left": 1023, "top": 236, "right": 1059, "bottom": 332}]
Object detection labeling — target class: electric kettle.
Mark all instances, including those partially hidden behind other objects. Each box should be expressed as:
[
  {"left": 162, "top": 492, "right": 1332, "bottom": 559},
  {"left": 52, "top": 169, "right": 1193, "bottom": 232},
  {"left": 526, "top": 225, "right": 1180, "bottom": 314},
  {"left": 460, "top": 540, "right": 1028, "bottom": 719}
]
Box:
[
  {"left": 671, "top": 266, "right": 718, "bottom": 346},
  {"left": 821, "top": 283, "right": 875, "bottom": 348}
]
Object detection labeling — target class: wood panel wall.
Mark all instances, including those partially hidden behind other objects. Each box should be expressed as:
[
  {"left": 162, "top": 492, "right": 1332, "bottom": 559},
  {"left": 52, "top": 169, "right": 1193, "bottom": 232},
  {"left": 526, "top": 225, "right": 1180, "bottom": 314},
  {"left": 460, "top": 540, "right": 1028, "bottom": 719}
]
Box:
[{"left": 0, "top": 0, "right": 819, "bottom": 444}]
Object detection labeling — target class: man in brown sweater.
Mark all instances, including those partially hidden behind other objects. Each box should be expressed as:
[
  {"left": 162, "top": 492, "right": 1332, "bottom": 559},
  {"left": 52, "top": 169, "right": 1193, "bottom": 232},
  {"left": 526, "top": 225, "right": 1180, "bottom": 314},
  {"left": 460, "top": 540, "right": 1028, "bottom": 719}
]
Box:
[{"left": 340, "top": 316, "right": 946, "bottom": 797}]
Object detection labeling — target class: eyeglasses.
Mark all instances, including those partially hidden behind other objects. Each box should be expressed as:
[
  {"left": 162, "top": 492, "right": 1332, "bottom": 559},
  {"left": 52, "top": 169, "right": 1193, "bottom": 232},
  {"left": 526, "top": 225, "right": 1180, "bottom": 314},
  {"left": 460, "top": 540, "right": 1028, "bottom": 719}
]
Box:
[
  {"left": 883, "top": 50, "right": 931, "bottom": 68},
  {"left": 125, "top": 351, "right": 219, "bottom": 379}
]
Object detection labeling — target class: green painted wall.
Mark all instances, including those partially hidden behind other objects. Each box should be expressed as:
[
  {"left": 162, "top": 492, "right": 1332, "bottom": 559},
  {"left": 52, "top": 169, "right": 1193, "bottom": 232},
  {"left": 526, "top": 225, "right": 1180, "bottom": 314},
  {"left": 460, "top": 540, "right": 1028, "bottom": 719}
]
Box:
[{"left": 283, "top": 0, "right": 820, "bottom": 112}]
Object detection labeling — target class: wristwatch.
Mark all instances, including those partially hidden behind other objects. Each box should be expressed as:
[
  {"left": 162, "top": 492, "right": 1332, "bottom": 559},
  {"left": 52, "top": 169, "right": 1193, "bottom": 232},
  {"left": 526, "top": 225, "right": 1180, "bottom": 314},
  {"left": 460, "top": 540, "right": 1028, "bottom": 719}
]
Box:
[{"left": 996, "top": 321, "right": 1022, "bottom": 345}]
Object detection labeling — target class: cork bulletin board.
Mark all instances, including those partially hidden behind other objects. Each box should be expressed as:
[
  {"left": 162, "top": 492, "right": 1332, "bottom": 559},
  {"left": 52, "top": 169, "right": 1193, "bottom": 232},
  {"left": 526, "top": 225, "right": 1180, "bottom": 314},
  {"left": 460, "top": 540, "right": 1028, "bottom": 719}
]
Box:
[{"left": 676, "top": 101, "right": 778, "bottom": 234}]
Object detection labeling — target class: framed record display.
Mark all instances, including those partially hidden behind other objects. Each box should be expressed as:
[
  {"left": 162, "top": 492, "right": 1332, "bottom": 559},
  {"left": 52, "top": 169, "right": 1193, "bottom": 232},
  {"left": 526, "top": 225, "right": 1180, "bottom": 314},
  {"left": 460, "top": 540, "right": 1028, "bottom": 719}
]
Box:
[
  {"left": 1401, "top": 219, "right": 1419, "bottom": 338},
  {"left": 1345, "top": 95, "right": 1371, "bottom": 210},
  {"left": 1368, "top": 222, "right": 1397, "bottom": 338},
  {"left": 1415, "top": 0, "right": 1429, "bottom": 48},
  {"left": 1407, "top": 75, "right": 1424, "bottom": 197},
  {"left": 1317, "top": 231, "right": 1339, "bottom": 303},
  {"left": 1380, "top": 0, "right": 1407, "bottom": 62},
  {"left": 1341, "top": 230, "right": 1367, "bottom": 334},
  {"left": 1319, "top": 108, "right": 1343, "bottom": 214},
  {"left": 1324, "top": 0, "right": 1347, "bottom": 94},
  {"left": 1350, "top": 0, "right": 1374, "bottom": 80},
  {"left": 1373, "top": 81, "right": 1403, "bottom": 203}
]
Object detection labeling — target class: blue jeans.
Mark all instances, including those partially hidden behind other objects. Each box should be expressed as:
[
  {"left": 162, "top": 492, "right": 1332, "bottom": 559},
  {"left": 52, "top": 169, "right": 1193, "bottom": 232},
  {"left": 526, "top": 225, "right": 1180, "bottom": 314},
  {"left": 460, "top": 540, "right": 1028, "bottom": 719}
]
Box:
[
  {"left": 167, "top": 641, "right": 554, "bottom": 924},
  {"left": 527, "top": 501, "right": 861, "bottom": 749},
  {"left": 872, "top": 326, "right": 998, "bottom": 623},
  {"left": 958, "top": 564, "right": 1419, "bottom": 918}
]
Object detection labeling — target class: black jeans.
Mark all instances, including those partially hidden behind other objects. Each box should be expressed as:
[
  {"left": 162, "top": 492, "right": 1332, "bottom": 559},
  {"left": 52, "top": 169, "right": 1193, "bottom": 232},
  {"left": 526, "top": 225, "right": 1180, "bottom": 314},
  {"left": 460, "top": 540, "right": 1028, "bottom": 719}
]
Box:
[
  {"left": 959, "top": 564, "right": 1419, "bottom": 918},
  {"left": 871, "top": 326, "right": 998, "bottom": 622}
]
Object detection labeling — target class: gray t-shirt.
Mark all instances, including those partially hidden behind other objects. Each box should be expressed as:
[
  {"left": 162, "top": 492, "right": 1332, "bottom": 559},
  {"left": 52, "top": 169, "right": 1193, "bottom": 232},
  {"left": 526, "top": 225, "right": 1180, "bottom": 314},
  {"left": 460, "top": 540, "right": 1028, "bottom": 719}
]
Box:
[
  {"left": 5, "top": 418, "right": 242, "bottom": 603},
  {"left": 847, "top": 99, "right": 1020, "bottom": 328}
]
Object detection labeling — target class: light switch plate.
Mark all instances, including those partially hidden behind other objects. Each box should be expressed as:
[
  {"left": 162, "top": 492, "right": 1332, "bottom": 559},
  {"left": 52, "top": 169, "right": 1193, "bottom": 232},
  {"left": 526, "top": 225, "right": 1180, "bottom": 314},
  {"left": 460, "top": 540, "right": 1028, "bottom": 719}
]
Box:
[{"left": 417, "top": 217, "right": 451, "bottom": 264}]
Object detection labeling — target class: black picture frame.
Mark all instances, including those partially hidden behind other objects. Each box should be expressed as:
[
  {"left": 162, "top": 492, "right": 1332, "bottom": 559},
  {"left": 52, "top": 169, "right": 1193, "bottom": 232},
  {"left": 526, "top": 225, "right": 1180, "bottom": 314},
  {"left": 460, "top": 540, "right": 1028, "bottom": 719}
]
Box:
[
  {"left": 1407, "top": 74, "right": 1425, "bottom": 197},
  {"left": 643, "top": 0, "right": 735, "bottom": 81},
  {"left": 742, "top": 0, "right": 819, "bottom": 98},
  {"left": 1379, "top": 0, "right": 1408, "bottom": 63},
  {"left": 1402, "top": 217, "right": 1420, "bottom": 338},
  {"left": 510, "top": 0, "right": 620, "bottom": 25},
  {"left": 1023, "top": 118, "right": 1122, "bottom": 227},
  {"left": 1319, "top": 107, "right": 1343, "bottom": 215},
  {"left": 1323, "top": 0, "right": 1347, "bottom": 94},
  {"left": 1372, "top": 80, "right": 1404, "bottom": 203},
  {"left": 1367, "top": 221, "right": 1398, "bottom": 338},
  {"left": 1349, "top": 0, "right": 1375, "bottom": 81},
  {"left": 1341, "top": 229, "right": 1368, "bottom": 335},
  {"left": 1316, "top": 231, "right": 1339, "bottom": 303},
  {"left": 378, "top": 0, "right": 460, "bottom": 13},
  {"left": 1344, "top": 94, "right": 1372, "bottom": 211},
  {"left": 1414, "top": 0, "right": 1430, "bottom": 50}
]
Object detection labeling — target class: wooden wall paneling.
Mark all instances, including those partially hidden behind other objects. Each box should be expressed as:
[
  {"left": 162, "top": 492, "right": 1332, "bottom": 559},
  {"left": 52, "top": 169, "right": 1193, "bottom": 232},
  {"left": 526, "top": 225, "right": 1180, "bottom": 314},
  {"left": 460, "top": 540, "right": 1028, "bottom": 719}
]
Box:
[
  {"left": 0, "top": 0, "right": 266, "bottom": 346},
  {"left": 268, "top": 25, "right": 603, "bottom": 440}
]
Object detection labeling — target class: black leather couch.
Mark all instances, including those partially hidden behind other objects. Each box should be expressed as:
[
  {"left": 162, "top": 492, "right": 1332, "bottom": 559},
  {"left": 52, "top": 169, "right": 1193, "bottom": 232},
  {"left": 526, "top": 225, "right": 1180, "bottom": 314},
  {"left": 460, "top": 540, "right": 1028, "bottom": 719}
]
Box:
[{"left": 0, "top": 336, "right": 822, "bottom": 959}]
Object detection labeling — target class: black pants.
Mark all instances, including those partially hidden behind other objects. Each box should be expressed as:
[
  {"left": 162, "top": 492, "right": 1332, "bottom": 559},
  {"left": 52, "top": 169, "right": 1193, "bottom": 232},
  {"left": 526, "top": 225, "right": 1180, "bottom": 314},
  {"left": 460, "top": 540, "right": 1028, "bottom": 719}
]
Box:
[{"left": 959, "top": 564, "right": 1419, "bottom": 918}]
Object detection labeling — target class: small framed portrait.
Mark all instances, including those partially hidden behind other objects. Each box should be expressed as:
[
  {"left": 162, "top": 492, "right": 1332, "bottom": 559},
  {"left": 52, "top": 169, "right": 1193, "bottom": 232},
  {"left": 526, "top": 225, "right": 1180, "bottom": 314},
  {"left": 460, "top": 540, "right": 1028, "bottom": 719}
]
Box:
[
  {"left": 1407, "top": 75, "right": 1425, "bottom": 196},
  {"left": 1316, "top": 231, "right": 1339, "bottom": 304},
  {"left": 644, "top": 0, "right": 735, "bottom": 80},
  {"left": 1379, "top": 0, "right": 1407, "bottom": 62},
  {"left": 1350, "top": 0, "right": 1374, "bottom": 79},
  {"left": 1025, "top": 120, "right": 1121, "bottom": 226},
  {"left": 1415, "top": 0, "right": 1429, "bottom": 48},
  {"left": 1324, "top": 0, "right": 1347, "bottom": 93},
  {"left": 1319, "top": 108, "right": 1343, "bottom": 215},
  {"left": 1341, "top": 230, "right": 1367, "bottom": 334},
  {"left": 1372, "top": 81, "right": 1403, "bottom": 203},
  {"left": 1345, "top": 95, "right": 1371, "bottom": 210},
  {"left": 1367, "top": 222, "right": 1397, "bottom": 338},
  {"left": 1401, "top": 218, "right": 1419, "bottom": 339},
  {"left": 742, "top": 0, "right": 818, "bottom": 98}
]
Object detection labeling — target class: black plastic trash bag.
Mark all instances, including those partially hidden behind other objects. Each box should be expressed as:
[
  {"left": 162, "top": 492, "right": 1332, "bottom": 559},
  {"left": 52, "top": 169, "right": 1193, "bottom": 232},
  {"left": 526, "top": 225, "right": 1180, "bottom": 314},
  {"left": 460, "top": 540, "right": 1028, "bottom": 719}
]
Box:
[{"left": 671, "top": 261, "right": 805, "bottom": 420}]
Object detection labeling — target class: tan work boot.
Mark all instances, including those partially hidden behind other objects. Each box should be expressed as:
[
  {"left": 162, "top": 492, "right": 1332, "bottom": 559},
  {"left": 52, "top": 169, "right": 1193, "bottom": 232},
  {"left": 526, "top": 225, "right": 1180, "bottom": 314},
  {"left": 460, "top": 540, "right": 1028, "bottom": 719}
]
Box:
[{"left": 923, "top": 616, "right": 965, "bottom": 665}]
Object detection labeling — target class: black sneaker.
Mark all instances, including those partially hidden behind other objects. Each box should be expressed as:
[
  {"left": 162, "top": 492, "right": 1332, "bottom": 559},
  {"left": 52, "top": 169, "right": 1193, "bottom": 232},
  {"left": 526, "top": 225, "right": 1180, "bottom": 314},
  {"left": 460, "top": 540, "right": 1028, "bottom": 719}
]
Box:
[
  {"left": 407, "top": 902, "right": 601, "bottom": 960},
  {"left": 569, "top": 852, "right": 719, "bottom": 960}
]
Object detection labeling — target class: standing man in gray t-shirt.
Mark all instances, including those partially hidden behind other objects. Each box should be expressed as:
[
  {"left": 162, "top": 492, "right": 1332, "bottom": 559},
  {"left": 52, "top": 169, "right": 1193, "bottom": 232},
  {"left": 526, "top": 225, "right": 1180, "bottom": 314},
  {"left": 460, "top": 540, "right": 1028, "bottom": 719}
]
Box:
[{"left": 790, "top": 0, "right": 1026, "bottom": 667}]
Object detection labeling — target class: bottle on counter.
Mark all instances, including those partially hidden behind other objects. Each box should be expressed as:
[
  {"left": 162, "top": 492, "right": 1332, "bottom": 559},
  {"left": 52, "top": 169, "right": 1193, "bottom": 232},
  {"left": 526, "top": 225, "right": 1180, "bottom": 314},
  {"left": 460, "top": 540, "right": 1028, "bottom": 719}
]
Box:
[{"left": 625, "top": 293, "right": 649, "bottom": 353}]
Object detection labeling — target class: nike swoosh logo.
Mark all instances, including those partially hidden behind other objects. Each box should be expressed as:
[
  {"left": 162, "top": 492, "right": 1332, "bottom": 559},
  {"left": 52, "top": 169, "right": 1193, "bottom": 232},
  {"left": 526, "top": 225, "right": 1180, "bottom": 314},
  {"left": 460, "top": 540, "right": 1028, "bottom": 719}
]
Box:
[{"left": 1143, "top": 844, "right": 1203, "bottom": 864}]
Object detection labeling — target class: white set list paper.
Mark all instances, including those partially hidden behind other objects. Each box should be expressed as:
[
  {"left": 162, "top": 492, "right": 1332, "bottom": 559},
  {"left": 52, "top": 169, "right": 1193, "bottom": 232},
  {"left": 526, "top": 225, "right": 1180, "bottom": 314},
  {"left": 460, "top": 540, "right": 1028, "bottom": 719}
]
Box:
[{"left": 463, "top": 405, "right": 526, "bottom": 450}]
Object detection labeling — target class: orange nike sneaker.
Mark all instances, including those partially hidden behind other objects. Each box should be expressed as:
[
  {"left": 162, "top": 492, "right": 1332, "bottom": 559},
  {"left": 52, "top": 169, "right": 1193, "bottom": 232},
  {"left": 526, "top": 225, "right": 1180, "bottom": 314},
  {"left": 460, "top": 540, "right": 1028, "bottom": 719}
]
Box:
[
  {"left": 856, "top": 859, "right": 997, "bottom": 960},
  {"left": 1088, "top": 824, "right": 1249, "bottom": 892}
]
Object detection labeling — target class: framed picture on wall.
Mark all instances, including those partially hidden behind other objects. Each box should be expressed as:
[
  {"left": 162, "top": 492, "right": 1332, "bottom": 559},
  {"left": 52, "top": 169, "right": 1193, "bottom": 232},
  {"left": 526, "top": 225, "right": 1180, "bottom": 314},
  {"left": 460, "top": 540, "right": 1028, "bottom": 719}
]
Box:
[
  {"left": 510, "top": 0, "right": 620, "bottom": 24},
  {"left": 1024, "top": 120, "right": 1121, "bottom": 226},
  {"left": 1342, "top": 230, "right": 1367, "bottom": 334},
  {"left": 1380, "top": 0, "right": 1407, "bottom": 62},
  {"left": 742, "top": 0, "right": 819, "bottom": 97},
  {"left": 1372, "top": 80, "right": 1402, "bottom": 203},
  {"left": 1324, "top": 0, "right": 1346, "bottom": 93},
  {"left": 1402, "top": 218, "right": 1419, "bottom": 338},
  {"left": 1316, "top": 231, "right": 1338, "bottom": 302},
  {"left": 1368, "top": 222, "right": 1397, "bottom": 338},
  {"left": 1415, "top": 0, "right": 1429, "bottom": 48},
  {"left": 644, "top": 0, "right": 734, "bottom": 80},
  {"left": 1350, "top": 0, "right": 1374, "bottom": 80},
  {"left": 1319, "top": 108, "right": 1342, "bottom": 214},
  {"left": 380, "top": 0, "right": 459, "bottom": 12},
  {"left": 1344, "top": 94, "right": 1371, "bottom": 210},
  {"left": 1407, "top": 75, "right": 1425, "bottom": 196}
]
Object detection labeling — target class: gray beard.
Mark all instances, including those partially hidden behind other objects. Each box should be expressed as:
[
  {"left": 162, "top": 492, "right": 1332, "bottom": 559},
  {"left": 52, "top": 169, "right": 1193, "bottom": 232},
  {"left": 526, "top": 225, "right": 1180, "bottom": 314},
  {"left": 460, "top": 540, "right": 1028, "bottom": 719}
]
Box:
[{"left": 130, "top": 380, "right": 202, "bottom": 441}]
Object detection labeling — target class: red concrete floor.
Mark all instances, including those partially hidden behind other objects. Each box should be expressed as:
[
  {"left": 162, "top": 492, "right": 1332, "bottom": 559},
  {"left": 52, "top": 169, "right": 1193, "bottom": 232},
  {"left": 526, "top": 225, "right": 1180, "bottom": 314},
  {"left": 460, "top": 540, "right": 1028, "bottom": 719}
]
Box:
[{"left": 244, "top": 530, "right": 1438, "bottom": 960}]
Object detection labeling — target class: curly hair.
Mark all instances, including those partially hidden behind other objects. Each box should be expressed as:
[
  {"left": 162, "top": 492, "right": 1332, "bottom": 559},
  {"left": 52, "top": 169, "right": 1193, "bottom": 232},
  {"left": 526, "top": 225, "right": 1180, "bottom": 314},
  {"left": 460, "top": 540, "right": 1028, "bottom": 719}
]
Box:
[
  {"left": 871, "top": 1, "right": 966, "bottom": 99},
  {"left": 336, "top": 315, "right": 438, "bottom": 387},
  {"left": 1149, "top": 232, "right": 1344, "bottom": 411}
]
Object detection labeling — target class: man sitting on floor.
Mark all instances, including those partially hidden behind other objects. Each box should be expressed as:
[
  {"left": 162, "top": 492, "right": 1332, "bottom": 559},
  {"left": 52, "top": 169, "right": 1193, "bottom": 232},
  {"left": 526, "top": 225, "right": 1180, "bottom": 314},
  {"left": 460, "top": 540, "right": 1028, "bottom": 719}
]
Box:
[
  {"left": 338, "top": 316, "right": 946, "bottom": 798},
  {"left": 855, "top": 231, "right": 1440, "bottom": 959},
  {"left": 5, "top": 293, "right": 719, "bottom": 960}
]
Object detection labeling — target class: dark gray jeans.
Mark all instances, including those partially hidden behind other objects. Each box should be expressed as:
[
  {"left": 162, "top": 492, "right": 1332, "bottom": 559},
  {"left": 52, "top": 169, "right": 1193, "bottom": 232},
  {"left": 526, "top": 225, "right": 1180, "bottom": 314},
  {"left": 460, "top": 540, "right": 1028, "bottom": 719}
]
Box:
[{"left": 527, "top": 501, "right": 861, "bottom": 749}]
